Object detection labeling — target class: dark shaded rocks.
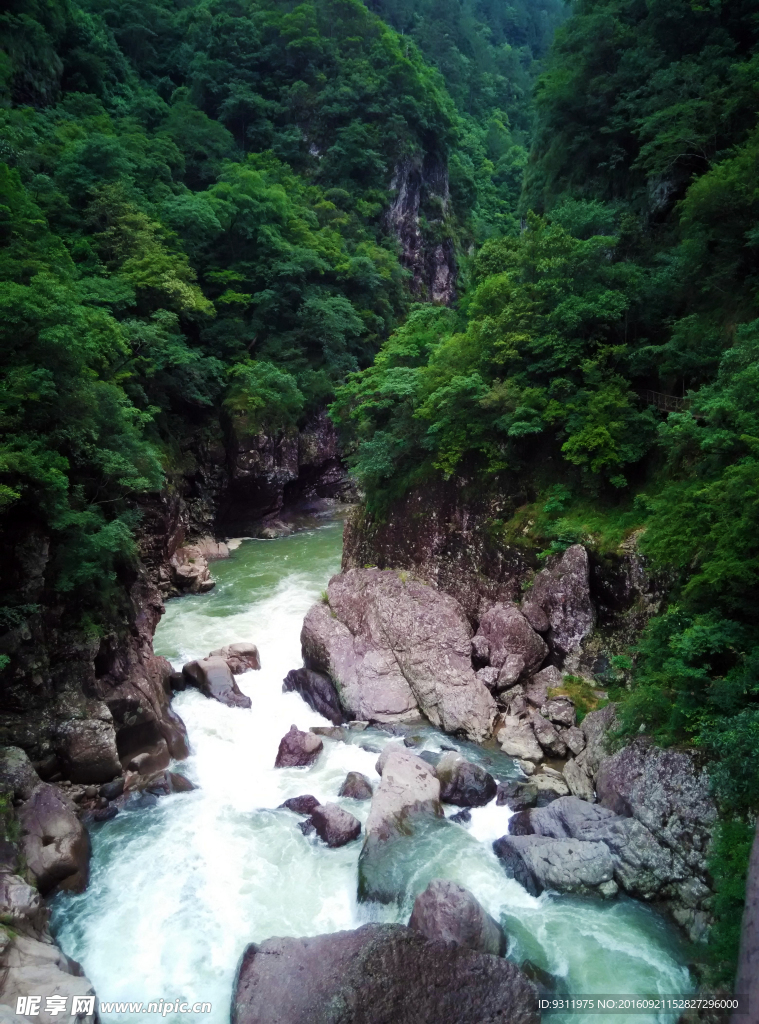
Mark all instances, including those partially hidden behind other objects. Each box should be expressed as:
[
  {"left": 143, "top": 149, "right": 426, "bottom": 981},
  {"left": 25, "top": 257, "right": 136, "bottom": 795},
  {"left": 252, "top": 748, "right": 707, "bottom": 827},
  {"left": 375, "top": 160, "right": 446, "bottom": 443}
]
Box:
[
  {"left": 310, "top": 803, "right": 361, "bottom": 848},
  {"left": 18, "top": 784, "right": 89, "bottom": 895},
  {"left": 450, "top": 808, "right": 471, "bottom": 825},
  {"left": 99, "top": 777, "right": 124, "bottom": 801},
  {"left": 339, "top": 772, "right": 373, "bottom": 800},
  {"left": 434, "top": 752, "right": 496, "bottom": 807},
  {"left": 359, "top": 747, "right": 443, "bottom": 903},
  {"left": 231, "top": 923, "right": 539, "bottom": 1024},
  {"left": 408, "top": 879, "right": 506, "bottom": 956},
  {"left": 496, "top": 776, "right": 567, "bottom": 812},
  {"left": 210, "top": 642, "right": 260, "bottom": 674},
  {"left": 301, "top": 568, "right": 495, "bottom": 741},
  {"left": 283, "top": 668, "right": 346, "bottom": 726},
  {"left": 521, "top": 545, "right": 594, "bottom": 659},
  {"left": 280, "top": 794, "right": 320, "bottom": 815},
  {"left": 735, "top": 819, "right": 759, "bottom": 1024},
  {"left": 476, "top": 604, "right": 547, "bottom": 677},
  {"left": 493, "top": 834, "right": 617, "bottom": 898},
  {"left": 274, "top": 726, "right": 323, "bottom": 769},
  {"left": 182, "top": 656, "right": 252, "bottom": 709},
  {"left": 167, "top": 772, "right": 195, "bottom": 793}
]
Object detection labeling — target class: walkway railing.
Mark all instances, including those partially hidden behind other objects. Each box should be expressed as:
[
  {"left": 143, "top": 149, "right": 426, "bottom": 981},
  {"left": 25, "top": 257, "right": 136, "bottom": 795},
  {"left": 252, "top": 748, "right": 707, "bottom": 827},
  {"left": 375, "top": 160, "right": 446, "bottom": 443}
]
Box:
[{"left": 638, "top": 390, "right": 691, "bottom": 413}]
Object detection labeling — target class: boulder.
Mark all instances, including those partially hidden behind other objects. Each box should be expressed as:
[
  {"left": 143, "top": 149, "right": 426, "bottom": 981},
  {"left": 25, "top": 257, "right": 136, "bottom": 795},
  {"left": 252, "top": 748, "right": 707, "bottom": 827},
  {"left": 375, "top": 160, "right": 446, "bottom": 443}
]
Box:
[
  {"left": 595, "top": 739, "right": 717, "bottom": 876},
  {"left": 280, "top": 794, "right": 321, "bottom": 815},
  {"left": 53, "top": 704, "right": 121, "bottom": 784},
  {"left": 497, "top": 655, "right": 526, "bottom": 690},
  {"left": 735, "top": 819, "right": 759, "bottom": 1022},
  {"left": 497, "top": 780, "right": 538, "bottom": 812},
  {"left": 580, "top": 703, "right": 619, "bottom": 774},
  {"left": 450, "top": 808, "right": 471, "bottom": 825},
  {"left": 338, "top": 772, "right": 373, "bottom": 800},
  {"left": 523, "top": 666, "right": 563, "bottom": 708},
  {"left": 475, "top": 604, "right": 547, "bottom": 676},
  {"left": 125, "top": 740, "right": 170, "bottom": 775},
  {"left": 169, "top": 543, "right": 215, "bottom": 594},
  {"left": 493, "top": 834, "right": 616, "bottom": 897},
  {"left": 520, "top": 545, "right": 594, "bottom": 657},
  {"left": 209, "top": 642, "right": 261, "bottom": 674},
  {"left": 495, "top": 716, "right": 543, "bottom": 763},
  {"left": 231, "top": 924, "right": 539, "bottom": 1024},
  {"left": 310, "top": 803, "right": 361, "bottom": 847},
  {"left": 408, "top": 879, "right": 505, "bottom": 955},
  {"left": 530, "top": 712, "right": 567, "bottom": 758},
  {"left": 301, "top": 569, "right": 495, "bottom": 741},
  {"left": 564, "top": 726, "right": 586, "bottom": 756},
  {"left": 543, "top": 697, "right": 576, "bottom": 728},
  {"left": 274, "top": 726, "right": 323, "bottom": 769},
  {"left": 283, "top": 668, "right": 346, "bottom": 726},
  {"left": 359, "top": 748, "right": 443, "bottom": 902},
  {"left": 0, "top": 875, "right": 48, "bottom": 935},
  {"left": 0, "top": 931, "right": 98, "bottom": 1024},
  {"left": 168, "top": 772, "right": 195, "bottom": 793},
  {"left": 0, "top": 748, "right": 41, "bottom": 800},
  {"left": 434, "top": 752, "right": 496, "bottom": 807},
  {"left": 563, "top": 758, "right": 595, "bottom": 802},
  {"left": 471, "top": 634, "right": 490, "bottom": 665},
  {"left": 181, "top": 656, "right": 252, "bottom": 709},
  {"left": 475, "top": 666, "right": 500, "bottom": 691},
  {"left": 17, "top": 784, "right": 89, "bottom": 895}
]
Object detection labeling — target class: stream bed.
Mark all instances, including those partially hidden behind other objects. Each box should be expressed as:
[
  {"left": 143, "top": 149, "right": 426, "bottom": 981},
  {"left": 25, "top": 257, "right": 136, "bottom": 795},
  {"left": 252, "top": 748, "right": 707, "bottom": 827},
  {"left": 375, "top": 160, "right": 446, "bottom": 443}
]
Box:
[{"left": 51, "top": 518, "right": 692, "bottom": 1023}]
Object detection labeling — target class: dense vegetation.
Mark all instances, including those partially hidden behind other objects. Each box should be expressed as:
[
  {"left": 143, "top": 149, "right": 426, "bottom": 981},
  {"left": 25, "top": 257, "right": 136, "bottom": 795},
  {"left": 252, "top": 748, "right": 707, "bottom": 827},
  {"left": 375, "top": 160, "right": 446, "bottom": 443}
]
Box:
[
  {"left": 335, "top": 0, "right": 759, "bottom": 982},
  {"left": 2, "top": 0, "right": 757, "bottom": 987}
]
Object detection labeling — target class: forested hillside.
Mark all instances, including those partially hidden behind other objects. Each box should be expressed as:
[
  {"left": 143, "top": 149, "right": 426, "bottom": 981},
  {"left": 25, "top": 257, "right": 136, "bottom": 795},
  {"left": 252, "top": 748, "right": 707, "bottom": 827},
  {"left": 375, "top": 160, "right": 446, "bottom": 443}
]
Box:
[{"left": 335, "top": 0, "right": 759, "bottom": 983}]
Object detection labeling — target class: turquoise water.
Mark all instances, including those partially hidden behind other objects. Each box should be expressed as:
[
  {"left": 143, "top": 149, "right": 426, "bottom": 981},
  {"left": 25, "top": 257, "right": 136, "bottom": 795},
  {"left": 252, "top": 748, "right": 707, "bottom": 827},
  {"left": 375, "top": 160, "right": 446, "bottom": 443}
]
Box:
[{"left": 51, "top": 520, "right": 691, "bottom": 1023}]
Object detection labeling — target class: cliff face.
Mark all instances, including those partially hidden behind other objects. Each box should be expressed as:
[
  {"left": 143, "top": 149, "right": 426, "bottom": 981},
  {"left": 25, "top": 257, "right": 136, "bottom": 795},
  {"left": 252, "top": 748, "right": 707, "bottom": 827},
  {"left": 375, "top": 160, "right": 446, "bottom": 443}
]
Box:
[
  {"left": 386, "top": 153, "right": 457, "bottom": 305},
  {"left": 0, "top": 410, "right": 352, "bottom": 784}
]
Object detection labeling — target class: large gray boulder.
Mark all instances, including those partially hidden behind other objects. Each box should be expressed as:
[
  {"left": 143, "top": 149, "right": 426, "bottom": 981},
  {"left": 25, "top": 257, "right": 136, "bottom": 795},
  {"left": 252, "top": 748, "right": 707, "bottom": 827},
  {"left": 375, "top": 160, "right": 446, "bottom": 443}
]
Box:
[
  {"left": 339, "top": 772, "right": 373, "bottom": 800},
  {"left": 231, "top": 924, "right": 538, "bottom": 1024},
  {"left": 475, "top": 604, "right": 547, "bottom": 677},
  {"left": 283, "top": 668, "right": 346, "bottom": 725},
  {"left": 523, "top": 666, "right": 563, "bottom": 708},
  {"left": 495, "top": 716, "right": 543, "bottom": 762},
  {"left": 408, "top": 879, "right": 506, "bottom": 956},
  {"left": 359, "top": 748, "right": 443, "bottom": 903},
  {"left": 182, "top": 656, "right": 252, "bottom": 709},
  {"left": 521, "top": 545, "right": 594, "bottom": 657},
  {"left": 301, "top": 569, "right": 495, "bottom": 741},
  {"left": 530, "top": 712, "right": 567, "bottom": 758},
  {"left": 493, "top": 834, "right": 616, "bottom": 898},
  {"left": 0, "top": 748, "right": 41, "bottom": 801},
  {"left": 274, "top": 726, "right": 323, "bottom": 769},
  {"left": 53, "top": 704, "right": 121, "bottom": 784},
  {"left": 434, "top": 752, "right": 496, "bottom": 807},
  {"left": 18, "top": 784, "right": 89, "bottom": 895}
]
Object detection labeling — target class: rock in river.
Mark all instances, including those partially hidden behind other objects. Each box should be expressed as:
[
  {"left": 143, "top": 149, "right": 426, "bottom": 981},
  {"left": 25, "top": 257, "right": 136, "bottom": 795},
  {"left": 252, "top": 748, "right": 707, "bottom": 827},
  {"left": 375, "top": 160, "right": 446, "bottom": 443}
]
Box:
[
  {"left": 231, "top": 924, "right": 539, "bottom": 1024},
  {"left": 338, "top": 771, "right": 373, "bottom": 800},
  {"left": 274, "top": 726, "right": 323, "bottom": 769},
  {"left": 18, "top": 784, "right": 90, "bottom": 895},
  {"left": 181, "top": 656, "right": 252, "bottom": 709},
  {"left": 310, "top": 803, "right": 361, "bottom": 847},
  {"left": 409, "top": 878, "right": 506, "bottom": 956},
  {"left": 282, "top": 667, "right": 346, "bottom": 725},
  {"left": 434, "top": 752, "right": 496, "bottom": 807}
]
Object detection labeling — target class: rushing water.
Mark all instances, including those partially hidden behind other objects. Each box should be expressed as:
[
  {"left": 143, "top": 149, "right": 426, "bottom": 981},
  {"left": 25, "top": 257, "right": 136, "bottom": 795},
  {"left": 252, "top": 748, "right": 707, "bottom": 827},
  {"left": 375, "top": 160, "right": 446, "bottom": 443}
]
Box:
[{"left": 52, "top": 519, "right": 691, "bottom": 1023}]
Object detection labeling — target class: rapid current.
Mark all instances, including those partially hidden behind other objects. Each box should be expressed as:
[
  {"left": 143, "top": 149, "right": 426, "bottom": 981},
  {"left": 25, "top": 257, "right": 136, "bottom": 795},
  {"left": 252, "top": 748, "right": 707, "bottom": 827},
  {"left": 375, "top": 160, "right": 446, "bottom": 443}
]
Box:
[{"left": 51, "top": 517, "right": 692, "bottom": 1024}]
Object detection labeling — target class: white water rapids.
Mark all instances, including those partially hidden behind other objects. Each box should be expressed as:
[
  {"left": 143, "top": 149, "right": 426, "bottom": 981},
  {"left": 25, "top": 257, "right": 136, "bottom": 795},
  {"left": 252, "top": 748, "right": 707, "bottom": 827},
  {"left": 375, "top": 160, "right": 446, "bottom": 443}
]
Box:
[{"left": 51, "top": 519, "right": 692, "bottom": 1023}]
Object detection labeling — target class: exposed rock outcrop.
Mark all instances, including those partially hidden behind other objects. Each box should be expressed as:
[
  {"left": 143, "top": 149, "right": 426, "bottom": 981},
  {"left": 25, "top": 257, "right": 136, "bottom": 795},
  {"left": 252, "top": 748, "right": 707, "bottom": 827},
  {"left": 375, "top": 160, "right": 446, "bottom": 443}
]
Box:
[
  {"left": 231, "top": 924, "right": 539, "bottom": 1024},
  {"left": 735, "top": 820, "right": 759, "bottom": 1022},
  {"left": 282, "top": 668, "right": 346, "bottom": 725},
  {"left": 309, "top": 803, "right": 361, "bottom": 848},
  {"left": 475, "top": 604, "right": 547, "bottom": 677},
  {"left": 18, "top": 784, "right": 89, "bottom": 895},
  {"left": 408, "top": 879, "right": 506, "bottom": 956},
  {"left": 521, "top": 545, "right": 594, "bottom": 660},
  {"left": 301, "top": 568, "right": 495, "bottom": 741}
]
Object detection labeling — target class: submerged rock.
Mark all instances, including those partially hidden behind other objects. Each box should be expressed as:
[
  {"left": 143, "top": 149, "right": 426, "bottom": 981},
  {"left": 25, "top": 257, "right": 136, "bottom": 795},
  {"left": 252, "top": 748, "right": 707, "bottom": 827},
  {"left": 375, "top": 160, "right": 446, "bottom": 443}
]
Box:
[
  {"left": 181, "top": 656, "right": 252, "bottom": 709},
  {"left": 283, "top": 668, "right": 346, "bottom": 725},
  {"left": 231, "top": 924, "right": 539, "bottom": 1024},
  {"left": 434, "top": 752, "right": 496, "bottom": 807},
  {"left": 274, "top": 726, "right": 323, "bottom": 769},
  {"left": 408, "top": 879, "right": 506, "bottom": 956},
  {"left": 280, "top": 794, "right": 321, "bottom": 815},
  {"left": 310, "top": 803, "right": 361, "bottom": 848},
  {"left": 301, "top": 568, "right": 495, "bottom": 741}
]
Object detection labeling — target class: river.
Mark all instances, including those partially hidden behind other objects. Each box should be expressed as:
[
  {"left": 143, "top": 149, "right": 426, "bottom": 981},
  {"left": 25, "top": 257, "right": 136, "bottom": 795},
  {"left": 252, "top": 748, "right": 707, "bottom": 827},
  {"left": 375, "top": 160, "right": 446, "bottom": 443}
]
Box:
[{"left": 51, "top": 518, "right": 691, "bottom": 1023}]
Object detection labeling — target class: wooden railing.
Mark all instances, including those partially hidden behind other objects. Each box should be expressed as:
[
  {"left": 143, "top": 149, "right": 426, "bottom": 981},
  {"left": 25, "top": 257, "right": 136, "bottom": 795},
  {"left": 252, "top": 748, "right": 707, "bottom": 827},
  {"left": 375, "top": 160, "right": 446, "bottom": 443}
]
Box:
[{"left": 638, "top": 390, "right": 691, "bottom": 413}]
